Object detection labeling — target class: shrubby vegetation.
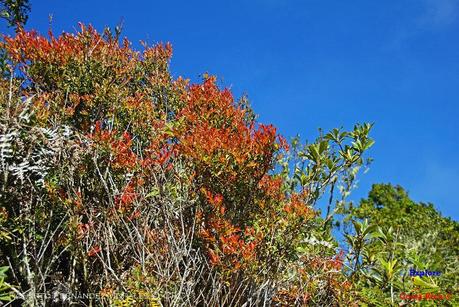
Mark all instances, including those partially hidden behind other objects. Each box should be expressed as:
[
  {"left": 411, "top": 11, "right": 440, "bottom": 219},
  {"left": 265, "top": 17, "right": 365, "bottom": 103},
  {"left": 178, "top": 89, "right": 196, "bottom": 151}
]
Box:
[
  {"left": 0, "top": 4, "right": 457, "bottom": 306},
  {"left": 0, "top": 24, "right": 374, "bottom": 306}
]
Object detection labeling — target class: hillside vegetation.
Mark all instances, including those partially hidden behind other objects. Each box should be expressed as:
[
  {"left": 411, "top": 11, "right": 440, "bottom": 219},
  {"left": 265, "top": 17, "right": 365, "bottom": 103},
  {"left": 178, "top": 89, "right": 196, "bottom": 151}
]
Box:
[{"left": 0, "top": 10, "right": 457, "bottom": 306}]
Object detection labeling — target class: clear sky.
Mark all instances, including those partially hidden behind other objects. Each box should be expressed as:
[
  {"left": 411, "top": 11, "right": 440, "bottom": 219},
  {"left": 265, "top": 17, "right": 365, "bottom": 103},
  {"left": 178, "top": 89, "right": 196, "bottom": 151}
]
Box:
[{"left": 3, "top": 0, "right": 458, "bottom": 220}]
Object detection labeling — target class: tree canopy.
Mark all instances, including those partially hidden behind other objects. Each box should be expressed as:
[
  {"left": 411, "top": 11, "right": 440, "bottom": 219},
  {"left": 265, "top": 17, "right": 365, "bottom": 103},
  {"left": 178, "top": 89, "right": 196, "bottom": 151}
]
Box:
[{"left": 343, "top": 184, "right": 459, "bottom": 306}]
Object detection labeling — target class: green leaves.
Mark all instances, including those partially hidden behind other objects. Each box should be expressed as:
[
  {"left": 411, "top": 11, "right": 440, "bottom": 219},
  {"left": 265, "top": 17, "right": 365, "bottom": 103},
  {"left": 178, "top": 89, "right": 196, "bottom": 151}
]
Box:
[
  {"left": 412, "top": 276, "right": 439, "bottom": 291},
  {"left": 378, "top": 258, "right": 400, "bottom": 282},
  {"left": 0, "top": 0, "right": 30, "bottom": 30},
  {"left": 0, "top": 266, "right": 13, "bottom": 302},
  {"left": 280, "top": 124, "right": 374, "bottom": 213},
  {"left": 325, "top": 128, "right": 348, "bottom": 143},
  {"left": 305, "top": 140, "right": 329, "bottom": 164},
  {"left": 344, "top": 184, "right": 459, "bottom": 305}
]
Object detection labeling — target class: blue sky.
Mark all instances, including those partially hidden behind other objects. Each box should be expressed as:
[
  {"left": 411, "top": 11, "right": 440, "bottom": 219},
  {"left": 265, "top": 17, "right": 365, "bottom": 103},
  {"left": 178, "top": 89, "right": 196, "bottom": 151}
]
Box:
[{"left": 3, "top": 0, "right": 459, "bottom": 220}]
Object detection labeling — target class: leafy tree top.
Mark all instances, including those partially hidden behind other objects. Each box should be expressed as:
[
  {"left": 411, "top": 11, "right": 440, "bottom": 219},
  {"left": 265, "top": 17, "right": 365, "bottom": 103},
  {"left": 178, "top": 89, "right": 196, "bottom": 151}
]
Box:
[{"left": 349, "top": 183, "right": 459, "bottom": 238}]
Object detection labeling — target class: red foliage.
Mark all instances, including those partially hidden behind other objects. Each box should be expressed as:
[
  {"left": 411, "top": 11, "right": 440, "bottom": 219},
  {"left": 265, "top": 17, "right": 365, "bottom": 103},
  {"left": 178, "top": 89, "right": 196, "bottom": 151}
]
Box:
[
  {"left": 330, "top": 250, "right": 345, "bottom": 270},
  {"left": 87, "top": 245, "right": 101, "bottom": 257},
  {"left": 283, "top": 193, "right": 314, "bottom": 219},
  {"left": 2, "top": 25, "right": 323, "bottom": 286},
  {"left": 197, "top": 189, "right": 260, "bottom": 269},
  {"left": 175, "top": 77, "right": 277, "bottom": 183},
  {"left": 3, "top": 24, "right": 172, "bottom": 72},
  {"left": 127, "top": 209, "right": 141, "bottom": 221}
]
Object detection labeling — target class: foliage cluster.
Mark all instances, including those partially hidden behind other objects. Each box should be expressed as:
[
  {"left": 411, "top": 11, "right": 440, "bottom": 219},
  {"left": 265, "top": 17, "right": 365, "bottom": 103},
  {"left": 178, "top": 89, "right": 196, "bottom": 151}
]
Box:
[
  {"left": 0, "top": 24, "right": 374, "bottom": 306},
  {"left": 343, "top": 184, "right": 459, "bottom": 306}
]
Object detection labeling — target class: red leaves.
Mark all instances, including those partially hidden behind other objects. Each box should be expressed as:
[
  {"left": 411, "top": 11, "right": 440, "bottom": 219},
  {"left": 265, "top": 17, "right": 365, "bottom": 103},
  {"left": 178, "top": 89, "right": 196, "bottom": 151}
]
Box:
[
  {"left": 111, "top": 132, "right": 137, "bottom": 169},
  {"left": 4, "top": 24, "right": 105, "bottom": 66},
  {"left": 172, "top": 78, "right": 294, "bottom": 272},
  {"left": 143, "top": 42, "right": 173, "bottom": 63},
  {"left": 175, "top": 77, "right": 279, "bottom": 183},
  {"left": 3, "top": 24, "right": 333, "bottom": 291},
  {"left": 90, "top": 125, "right": 175, "bottom": 173},
  {"left": 156, "top": 146, "right": 172, "bottom": 167},
  {"left": 77, "top": 222, "right": 92, "bottom": 239},
  {"left": 73, "top": 191, "right": 83, "bottom": 209},
  {"left": 3, "top": 24, "right": 175, "bottom": 132},
  {"left": 4, "top": 24, "right": 173, "bottom": 71},
  {"left": 119, "top": 183, "right": 137, "bottom": 206},
  {"left": 283, "top": 193, "right": 313, "bottom": 219},
  {"left": 277, "top": 135, "right": 289, "bottom": 151},
  {"left": 89, "top": 125, "right": 139, "bottom": 170},
  {"left": 208, "top": 249, "right": 221, "bottom": 265},
  {"left": 197, "top": 189, "right": 259, "bottom": 270},
  {"left": 202, "top": 188, "right": 224, "bottom": 214},
  {"left": 127, "top": 209, "right": 141, "bottom": 221},
  {"left": 87, "top": 245, "right": 101, "bottom": 257},
  {"left": 309, "top": 250, "right": 345, "bottom": 271},
  {"left": 4, "top": 29, "right": 57, "bottom": 63},
  {"left": 202, "top": 221, "right": 258, "bottom": 270},
  {"left": 330, "top": 250, "right": 345, "bottom": 270},
  {"left": 258, "top": 175, "right": 284, "bottom": 201},
  {"left": 114, "top": 181, "right": 140, "bottom": 212}
]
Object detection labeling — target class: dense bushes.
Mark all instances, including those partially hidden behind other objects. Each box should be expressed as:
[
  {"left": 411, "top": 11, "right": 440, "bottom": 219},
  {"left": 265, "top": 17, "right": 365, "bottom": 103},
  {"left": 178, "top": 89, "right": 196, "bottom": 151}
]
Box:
[
  {"left": 0, "top": 25, "right": 376, "bottom": 306},
  {"left": 1, "top": 21, "right": 458, "bottom": 307}
]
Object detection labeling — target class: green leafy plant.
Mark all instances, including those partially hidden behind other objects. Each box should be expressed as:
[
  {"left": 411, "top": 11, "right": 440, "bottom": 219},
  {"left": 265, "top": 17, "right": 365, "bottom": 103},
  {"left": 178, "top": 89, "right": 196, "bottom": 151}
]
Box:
[
  {"left": 344, "top": 184, "right": 459, "bottom": 306},
  {"left": 0, "top": 266, "right": 14, "bottom": 302}
]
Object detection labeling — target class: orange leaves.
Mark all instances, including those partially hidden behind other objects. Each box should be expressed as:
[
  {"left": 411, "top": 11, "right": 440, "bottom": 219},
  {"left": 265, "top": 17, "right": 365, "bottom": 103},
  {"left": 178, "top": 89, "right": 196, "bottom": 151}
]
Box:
[
  {"left": 127, "top": 209, "right": 141, "bottom": 222},
  {"left": 173, "top": 78, "right": 283, "bottom": 250},
  {"left": 208, "top": 249, "right": 221, "bottom": 265},
  {"left": 175, "top": 77, "right": 278, "bottom": 184},
  {"left": 77, "top": 222, "right": 92, "bottom": 239},
  {"left": 306, "top": 250, "right": 346, "bottom": 272},
  {"left": 3, "top": 24, "right": 176, "bottom": 135},
  {"left": 156, "top": 146, "right": 173, "bottom": 167},
  {"left": 90, "top": 121, "right": 116, "bottom": 142},
  {"left": 0, "top": 24, "right": 360, "bottom": 305},
  {"left": 88, "top": 120, "right": 176, "bottom": 175},
  {"left": 143, "top": 42, "right": 172, "bottom": 61},
  {"left": 73, "top": 191, "right": 83, "bottom": 210},
  {"left": 258, "top": 175, "right": 284, "bottom": 201},
  {"left": 4, "top": 29, "right": 58, "bottom": 63},
  {"left": 276, "top": 135, "right": 290, "bottom": 151},
  {"left": 2, "top": 24, "right": 332, "bottom": 293},
  {"left": 201, "top": 188, "right": 225, "bottom": 214},
  {"left": 283, "top": 193, "right": 314, "bottom": 219},
  {"left": 274, "top": 287, "right": 310, "bottom": 306},
  {"left": 4, "top": 24, "right": 103, "bottom": 67},
  {"left": 197, "top": 189, "right": 259, "bottom": 270},
  {"left": 172, "top": 78, "right": 302, "bottom": 273},
  {"left": 112, "top": 132, "right": 137, "bottom": 169},
  {"left": 114, "top": 177, "right": 146, "bottom": 213},
  {"left": 201, "top": 218, "right": 259, "bottom": 270},
  {"left": 330, "top": 250, "right": 345, "bottom": 270},
  {"left": 89, "top": 125, "right": 138, "bottom": 170},
  {"left": 124, "top": 93, "right": 149, "bottom": 111}
]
